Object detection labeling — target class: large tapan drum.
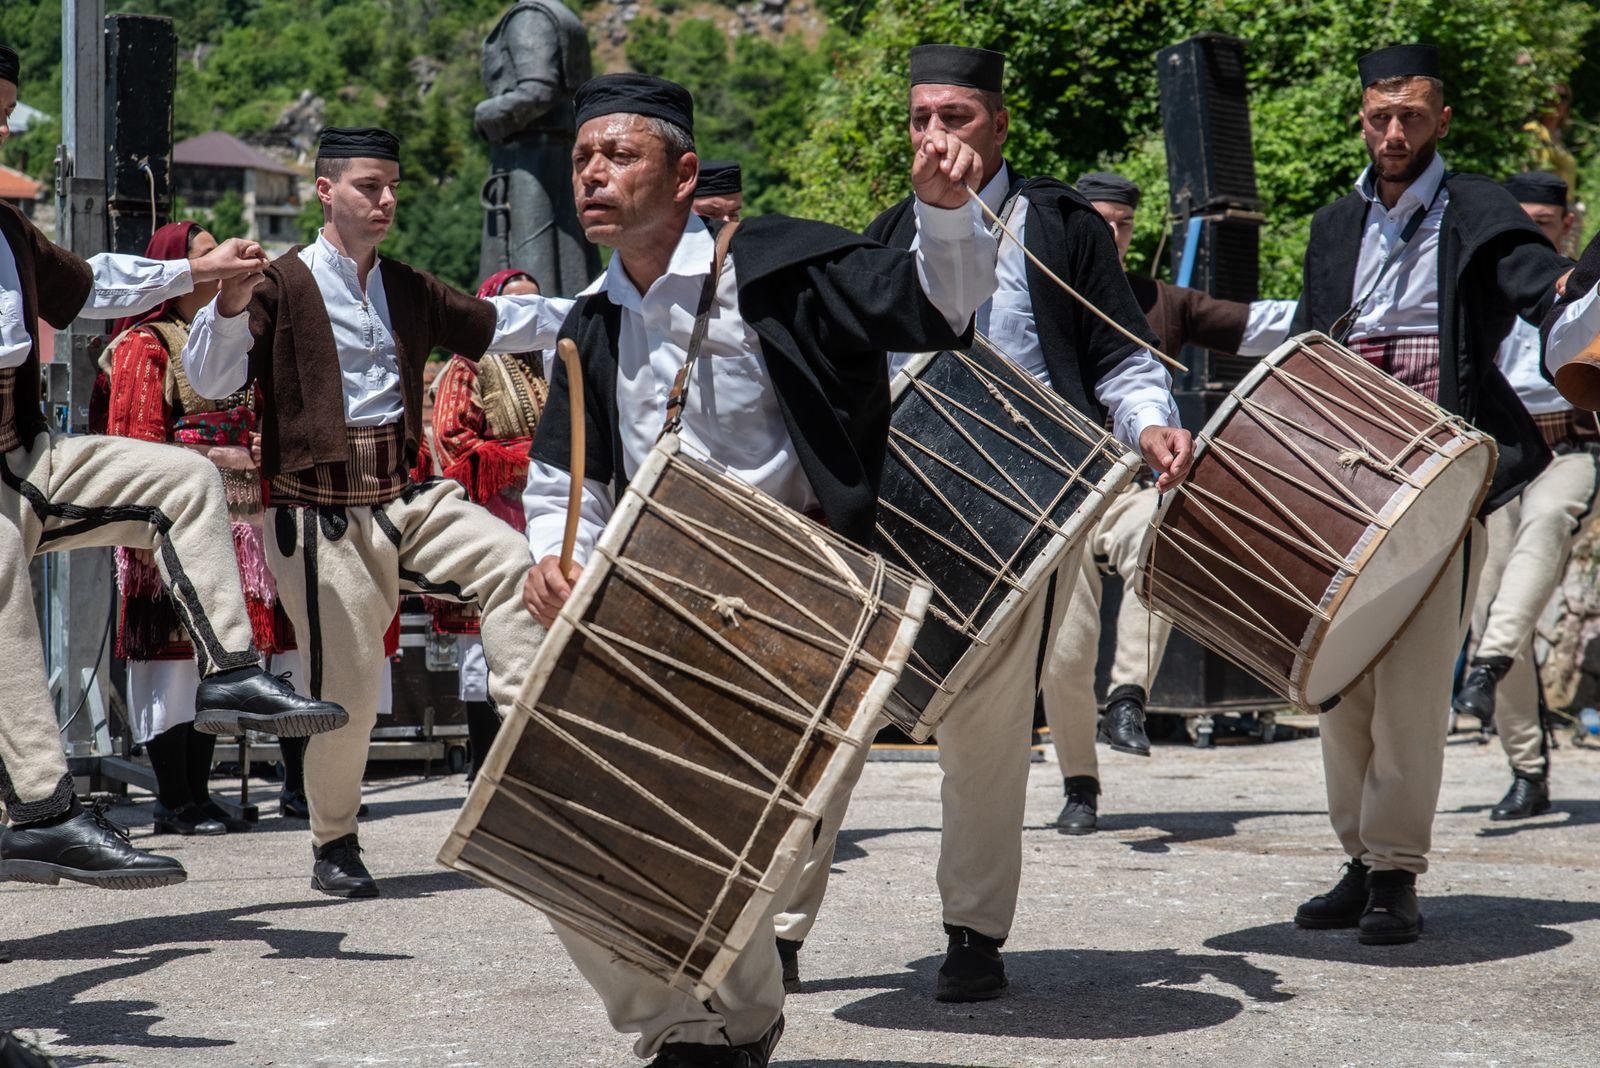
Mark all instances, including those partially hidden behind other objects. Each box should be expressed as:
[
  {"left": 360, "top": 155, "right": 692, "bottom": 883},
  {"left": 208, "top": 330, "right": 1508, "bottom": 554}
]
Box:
[
  {"left": 878, "top": 337, "right": 1140, "bottom": 740},
  {"left": 439, "top": 435, "right": 929, "bottom": 1000},
  {"left": 1139, "top": 331, "right": 1497, "bottom": 710}
]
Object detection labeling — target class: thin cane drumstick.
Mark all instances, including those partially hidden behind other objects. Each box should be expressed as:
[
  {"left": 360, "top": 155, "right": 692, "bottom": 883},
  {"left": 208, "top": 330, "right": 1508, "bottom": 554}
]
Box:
[
  {"left": 558, "top": 337, "right": 585, "bottom": 581},
  {"left": 966, "top": 186, "right": 1189, "bottom": 375}
]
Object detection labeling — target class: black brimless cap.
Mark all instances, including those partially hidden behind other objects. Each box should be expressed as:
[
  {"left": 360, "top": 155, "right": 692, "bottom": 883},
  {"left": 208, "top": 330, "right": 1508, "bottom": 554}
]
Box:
[
  {"left": 909, "top": 44, "right": 1005, "bottom": 93},
  {"left": 0, "top": 46, "right": 19, "bottom": 87},
  {"left": 1358, "top": 44, "right": 1442, "bottom": 88},
  {"left": 574, "top": 73, "right": 694, "bottom": 136},
  {"left": 1504, "top": 171, "right": 1569, "bottom": 209},
  {"left": 317, "top": 126, "right": 401, "bottom": 162},
  {"left": 694, "top": 160, "right": 742, "bottom": 197},
  {"left": 1076, "top": 171, "right": 1141, "bottom": 209}
]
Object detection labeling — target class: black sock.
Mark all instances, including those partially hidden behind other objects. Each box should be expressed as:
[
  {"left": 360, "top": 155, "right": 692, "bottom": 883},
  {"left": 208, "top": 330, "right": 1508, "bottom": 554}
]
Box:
[
  {"left": 146, "top": 724, "right": 195, "bottom": 810},
  {"left": 280, "top": 736, "right": 307, "bottom": 795},
  {"left": 466, "top": 701, "right": 501, "bottom": 779},
  {"left": 186, "top": 725, "right": 218, "bottom": 808}
]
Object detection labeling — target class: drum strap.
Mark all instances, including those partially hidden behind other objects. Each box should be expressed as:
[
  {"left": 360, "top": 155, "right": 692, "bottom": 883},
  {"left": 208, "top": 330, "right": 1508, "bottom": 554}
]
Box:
[
  {"left": 992, "top": 175, "right": 1028, "bottom": 239},
  {"left": 661, "top": 219, "right": 742, "bottom": 439},
  {"left": 1329, "top": 174, "right": 1450, "bottom": 343}
]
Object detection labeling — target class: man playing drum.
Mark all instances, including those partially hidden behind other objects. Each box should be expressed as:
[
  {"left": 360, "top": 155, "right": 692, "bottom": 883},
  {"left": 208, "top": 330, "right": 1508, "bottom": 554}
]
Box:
[
  {"left": 774, "top": 45, "right": 1196, "bottom": 1003},
  {"left": 1546, "top": 230, "right": 1600, "bottom": 396},
  {"left": 1288, "top": 45, "right": 1570, "bottom": 944},
  {"left": 1045, "top": 171, "right": 1294, "bottom": 834},
  {"left": 1457, "top": 173, "right": 1595, "bottom": 822},
  {"left": 518, "top": 73, "right": 997, "bottom": 1067}
]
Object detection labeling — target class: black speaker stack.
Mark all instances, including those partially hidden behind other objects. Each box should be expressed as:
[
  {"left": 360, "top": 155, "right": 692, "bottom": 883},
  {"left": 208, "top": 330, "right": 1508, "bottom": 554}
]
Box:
[{"left": 103, "top": 15, "right": 177, "bottom": 255}]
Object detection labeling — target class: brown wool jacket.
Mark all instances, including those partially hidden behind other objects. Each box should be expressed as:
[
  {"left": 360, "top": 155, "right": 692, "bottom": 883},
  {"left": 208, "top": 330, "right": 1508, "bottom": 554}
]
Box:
[
  {"left": 242, "top": 249, "right": 498, "bottom": 478},
  {"left": 0, "top": 201, "right": 95, "bottom": 441},
  {"left": 1124, "top": 273, "right": 1250, "bottom": 359}
]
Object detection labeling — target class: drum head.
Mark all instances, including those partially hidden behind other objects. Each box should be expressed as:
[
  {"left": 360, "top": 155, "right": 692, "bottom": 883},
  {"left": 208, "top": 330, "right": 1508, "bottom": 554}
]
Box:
[{"left": 1300, "top": 437, "right": 1493, "bottom": 703}]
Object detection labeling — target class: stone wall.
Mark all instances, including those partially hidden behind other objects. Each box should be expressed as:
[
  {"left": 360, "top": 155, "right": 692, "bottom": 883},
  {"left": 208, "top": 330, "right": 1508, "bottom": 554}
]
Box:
[{"left": 1535, "top": 523, "right": 1600, "bottom": 710}]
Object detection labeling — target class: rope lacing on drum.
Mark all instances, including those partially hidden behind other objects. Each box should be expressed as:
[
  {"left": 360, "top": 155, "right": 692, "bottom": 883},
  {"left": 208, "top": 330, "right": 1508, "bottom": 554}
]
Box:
[{"left": 711, "top": 595, "right": 750, "bottom": 627}]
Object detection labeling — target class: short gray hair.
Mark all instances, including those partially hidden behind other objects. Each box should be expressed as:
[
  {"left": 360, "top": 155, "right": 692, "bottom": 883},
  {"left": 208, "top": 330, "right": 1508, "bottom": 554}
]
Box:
[{"left": 644, "top": 116, "right": 695, "bottom": 161}]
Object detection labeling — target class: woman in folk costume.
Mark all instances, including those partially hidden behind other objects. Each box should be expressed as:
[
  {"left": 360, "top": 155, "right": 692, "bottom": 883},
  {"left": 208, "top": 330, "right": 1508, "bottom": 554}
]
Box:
[
  {"left": 103, "top": 221, "right": 287, "bottom": 835},
  {"left": 428, "top": 267, "right": 552, "bottom": 780}
]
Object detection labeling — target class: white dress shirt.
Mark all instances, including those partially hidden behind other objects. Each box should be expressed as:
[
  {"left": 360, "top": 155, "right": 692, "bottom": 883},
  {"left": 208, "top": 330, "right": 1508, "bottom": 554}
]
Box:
[
  {"left": 891, "top": 163, "right": 1180, "bottom": 453},
  {"left": 523, "top": 204, "right": 998, "bottom": 565},
  {"left": 1545, "top": 283, "right": 1600, "bottom": 384},
  {"left": 183, "top": 229, "right": 574, "bottom": 416},
  {"left": 0, "top": 232, "right": 194, "bottom": 369},
  {"left": 1497, "top": 315, "right": 1569, "bottom": 415},
  {"left": 1238, "top": 298, "right": 1299, "bottom": 357},
  {"left": 1347, "top": 152, "right": 1448, "bottom": 341}
]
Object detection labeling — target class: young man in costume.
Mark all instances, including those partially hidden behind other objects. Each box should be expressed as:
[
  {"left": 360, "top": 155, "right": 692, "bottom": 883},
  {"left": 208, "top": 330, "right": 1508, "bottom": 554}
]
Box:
[
  {"left": 691, "top": 159, "right": 743, "bottom": 222},
  {"left": 1044, "top": 170, "right": 1295, "bottom": 833},
  {"left": 1288, "top": 45, "right": 1569, "bottom": 944},
  {"left": 774, "top": 45, "right": 1195, "bottom": 1003},
  {"left": 518, "top": 71, "right": 997, "bottom": 1068},
  {"left": 0, "top": 45, "right": 346, "bottom": 889},
  {"left": 1456, "top": 172, "right": 1593, "bottom": 821},
  {"left": 182, "top": 125, "right": 567, "bottom": 899}
]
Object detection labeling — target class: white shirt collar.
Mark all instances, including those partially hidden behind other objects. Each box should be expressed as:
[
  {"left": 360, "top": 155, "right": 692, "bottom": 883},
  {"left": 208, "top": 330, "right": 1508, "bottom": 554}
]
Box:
[
  {"left": 977, "top": 161, "right": 1011, "bottom": 216},
  {"left": 1355, "top": 151, "right": 1446, "bottom": 215},
  {"left": 312, "top": 228, "right": 381, "bottom": 288},
  {"left": 590, "top": 213, "right": 713, "bottom": 310}
]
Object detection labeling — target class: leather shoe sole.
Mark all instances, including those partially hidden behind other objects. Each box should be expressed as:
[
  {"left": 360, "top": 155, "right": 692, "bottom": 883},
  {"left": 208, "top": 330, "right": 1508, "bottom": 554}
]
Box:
[
  {"left": 311, "top": 876, "right": 379, "bottom": 899},
  {"left": 935, "top": 974, "right": 1008, "bottom": 1002},
  {"left": 1294, "top": 911, "right": 1361, "bottom": 930},
  {"left": 1358, "top": 914, "right": 1424, "bottom": 945},
  {"left": 195, "top": 707, "right": 349, "bottom": 738},
  {"left": 2, "top": 858, "right": 186, "bottom": 890}
]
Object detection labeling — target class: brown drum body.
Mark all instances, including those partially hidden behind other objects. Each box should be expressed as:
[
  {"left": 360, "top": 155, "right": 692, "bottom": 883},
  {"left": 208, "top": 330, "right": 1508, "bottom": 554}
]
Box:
[
  {"left": 1140, "top": 332, "right": 1496, "bottom": 710},
  {"left": 439, "top": 436, "right": 929, "bottom": 999}
]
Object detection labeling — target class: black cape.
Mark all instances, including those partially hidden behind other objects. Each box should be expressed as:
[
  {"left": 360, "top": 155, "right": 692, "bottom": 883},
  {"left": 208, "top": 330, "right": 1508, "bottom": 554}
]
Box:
[
  {"left": 528, "top": 213, "right": 974, "bottom": 546},
  {"left": 866, "top": 173, "right": 1160, "bottom": 423},
  {"left": 1291, "top": 173, "right": 1568, "bottom": 511}
]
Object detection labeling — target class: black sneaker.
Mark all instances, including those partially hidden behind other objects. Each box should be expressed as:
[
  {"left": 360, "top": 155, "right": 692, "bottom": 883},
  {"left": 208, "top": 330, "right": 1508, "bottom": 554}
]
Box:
[
  {"left": 935, "top": 923, "right": 1007, "bottom": 1002},
  {"left": 1294, "top": 859, "right": 1369, "bottom": 929},
  {"left": 311, "top": 833, "right": 378, "bottom": 898},
  {"left": 776, "top": 937, "right": 802, "bottom": 994},
  {"left": 1490, "top": 773, "right": 1551, "bottom": 821},
  {"left": 194, "top": 667, "right": 348, "bottom": 738},
  {"left": 1096, "top": 685, "right": 1152, "bottom": 756},
  {"left": 648, "top": 1014, "right": 784, "bottom": 1067},
  {"left": 1, "top": 798, "right": 186, "bottom": 890},
  {"left": 1452, "top": 658, "right": 1510, "bottom": 731},
  {"left": 1057, "top": 775, "right": 1099, "bottom": 835},
  {"left": 1359, "top": 869, "right": 1422, "bottom": 945}
]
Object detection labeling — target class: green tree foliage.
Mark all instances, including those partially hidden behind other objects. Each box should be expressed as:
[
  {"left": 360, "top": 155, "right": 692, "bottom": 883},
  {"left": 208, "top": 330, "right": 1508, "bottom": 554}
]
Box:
[
  {"left": 205, "top": 188, "right": 250, "bottom": 240},
  {"left": 786, "top": 0, "right": 1599, "bottom": 296}
]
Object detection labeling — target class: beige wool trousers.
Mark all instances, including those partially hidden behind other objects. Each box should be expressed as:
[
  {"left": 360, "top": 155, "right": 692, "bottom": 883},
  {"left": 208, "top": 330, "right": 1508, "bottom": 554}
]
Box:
[
  {"left": 1041, "top": 485, "right": 1171, "bottom": 781},
  {"left": 1320, "top": 524, "right": 1485, "bottom": 874},
  {"left": 1469, "top": 452, "right": 1598, "bottom": 775},
  {"left": 775, "top": 545, "right": 1083, "bottom": 945},
  {"left": 265, "top": 478, "right": 543, "bottom": 846},
  {"left": 0, "top": 431, "right": 259, "bottom": 821}
]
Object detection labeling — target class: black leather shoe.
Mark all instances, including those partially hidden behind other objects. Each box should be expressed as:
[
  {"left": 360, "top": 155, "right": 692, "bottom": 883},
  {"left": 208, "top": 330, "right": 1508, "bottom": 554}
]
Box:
[
  {"left": 279, "top": 789, "right": 310, "bottom": 820},
  {"left": 198, "top": 799, "right": 254, "bottom": 833},
  {"left": 1359, "top": 869, "right": 1422, "bottom": 945},
  {"left": 1490, "top": 773, "right": 1551, "bottom": 821},
  {"left": 0, "top": 1029, "right": 58, "bottom": 1067},
  {"left": 151, "top": 802, "right": 226, "bottom": 836},
  {"left": 648, "top": 1014, "right": 784, "bottom": 1067},
  {"left": 1453, "top": 658, "right": 1509, "bottom": 730},
  {"left": 1294, "top": 859, "right": 1369, "bottom": 929},
  {"left": 1, "top": 798, "right": 186, "bottom": 889},
  {"left": 194, "top": 667, "right": 348, "bottom": 738},
  {"left": 776, "top": 937, "right": 802, "bottom": 994},
  {"left": 1057, "top": 775, "right": 1099, "bottom": 835},
  {"left": 1096, "top": 685, "right": 1152, "bottom": 756},
  {"left": 311, "top": 833, "right": 378, "bottom": 898},
  {"left": 935, "top": 923, "right": 1007, "bottom": 1002}
]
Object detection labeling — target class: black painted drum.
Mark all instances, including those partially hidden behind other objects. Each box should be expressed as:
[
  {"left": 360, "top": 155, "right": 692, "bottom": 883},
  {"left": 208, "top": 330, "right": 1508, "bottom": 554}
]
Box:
[{"left": 876, "top": 337, "right": 1141, "bottom": 739}]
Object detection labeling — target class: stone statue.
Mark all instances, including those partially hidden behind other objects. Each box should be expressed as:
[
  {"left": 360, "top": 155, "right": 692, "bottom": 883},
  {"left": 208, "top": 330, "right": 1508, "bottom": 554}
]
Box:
[{"left": 476, "top": 0, "right": 600, "bottom": 297}]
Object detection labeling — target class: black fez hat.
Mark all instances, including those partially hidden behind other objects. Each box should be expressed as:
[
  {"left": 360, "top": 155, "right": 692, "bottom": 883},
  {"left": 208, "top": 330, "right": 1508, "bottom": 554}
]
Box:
[
  {"left": 1076, "top": 171, "right": 1141, "bottom": 209},
  {"left": 0, "top": 46, "right": 19, "bottom": 87},
  {"left": 909, "top": 44, "right": 1005, "bottom": 93},
  {"left": 1358, "top": 44, "right": 1442, "bottom": 88},
  {"left": 317, "top": 126, "right": 401, "bottom": 162},
  {"left": 1505, "top": 171, "right": 1569, "bottom": 209},
  {"left": 574, "top": 73, "right": 694, "bottom": 135},
  {"left": 694, "top": 160, "right": 742, "bottom": 198}
]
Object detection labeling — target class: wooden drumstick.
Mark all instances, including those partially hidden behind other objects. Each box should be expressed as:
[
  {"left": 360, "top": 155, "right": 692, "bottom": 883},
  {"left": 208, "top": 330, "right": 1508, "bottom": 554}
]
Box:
[
  {"left": 966, "top": 186, "right": 1189, "bottom": 375},
  {"left": 558, "top": 337, "right": 585, "bottom": 582}
]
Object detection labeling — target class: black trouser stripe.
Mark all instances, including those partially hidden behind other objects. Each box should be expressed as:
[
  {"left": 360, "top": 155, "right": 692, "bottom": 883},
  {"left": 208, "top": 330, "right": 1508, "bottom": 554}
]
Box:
[
  {"left": 302, "top": 508, "right": 324, "bottom": 700},
  {"left": 374, "top": 502, "right": 472, "bottom": 601}
]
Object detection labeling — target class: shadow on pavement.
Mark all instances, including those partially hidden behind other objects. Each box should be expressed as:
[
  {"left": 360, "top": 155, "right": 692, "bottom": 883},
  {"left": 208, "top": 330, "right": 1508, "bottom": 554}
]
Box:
[
  {"left": 113, "top": 793, "right": 470, "bottom": 839},
  {"left": 787, "top": 1062, "right": 1005, "bottom": 1068},
  {"left": 832, "top": 826, "right": 941, "bottom": 866},
  {"left": 1465, "top": 799, "right": 1600, "bottom": 837},
  {"left": 1204, "top": 894, "right": 1600, "bottom": 966},
  {"left": 814, "top": 948, "right": 1289, "bottom": 1041},
  {"left": 1060, "top": 807, "right": 1316, "bottom": 853}
]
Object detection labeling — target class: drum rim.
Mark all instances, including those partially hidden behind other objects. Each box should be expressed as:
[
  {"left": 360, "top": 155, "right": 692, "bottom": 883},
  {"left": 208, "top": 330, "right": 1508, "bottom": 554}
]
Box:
[{"left": 440, "top": 434, "right": 933, "bottom": 1001}]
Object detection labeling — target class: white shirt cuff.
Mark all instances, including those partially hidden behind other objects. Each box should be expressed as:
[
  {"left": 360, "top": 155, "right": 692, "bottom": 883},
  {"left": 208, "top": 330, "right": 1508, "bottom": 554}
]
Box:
[
  {"left": 1547, "top": 285, "right": 1600, "bottom": 379},
  {"left": 912, "top": 196, "right": 985, "bottom": 239}
]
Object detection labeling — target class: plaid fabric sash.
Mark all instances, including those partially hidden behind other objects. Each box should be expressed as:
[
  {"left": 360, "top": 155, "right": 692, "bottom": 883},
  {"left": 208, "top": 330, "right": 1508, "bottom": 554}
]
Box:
[
  {"left": 268, "top": 422, "right": 410, "bottom": 507},
  {"left": 0, "top": 366, "right": 18, "bottom": 454},
  {"left": 1350, "top": 335, "right": 1441, "bottom": 402},
  {"left": 1532, "top": 408, "right": 1600, "bottom": 450}
]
